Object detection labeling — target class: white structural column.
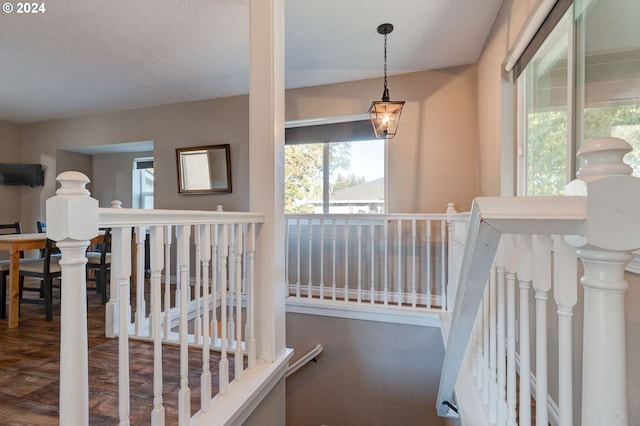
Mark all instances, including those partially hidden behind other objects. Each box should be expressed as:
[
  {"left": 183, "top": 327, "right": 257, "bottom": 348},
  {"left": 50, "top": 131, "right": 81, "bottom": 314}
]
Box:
[
  {"left": 249, "top": 0, "right": 286, "bottom": 362},
  {"left": 565, "top": 137, "right": 640, "bottom": 426},
  {"left": 47, "top": 172, "right": 99, "bottom": 426}
]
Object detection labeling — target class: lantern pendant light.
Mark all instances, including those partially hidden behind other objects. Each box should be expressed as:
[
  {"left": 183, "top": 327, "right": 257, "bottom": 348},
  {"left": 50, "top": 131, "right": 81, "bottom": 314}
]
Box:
[{"left": 369, "top": 23, "right": 405, "bottom": 139}]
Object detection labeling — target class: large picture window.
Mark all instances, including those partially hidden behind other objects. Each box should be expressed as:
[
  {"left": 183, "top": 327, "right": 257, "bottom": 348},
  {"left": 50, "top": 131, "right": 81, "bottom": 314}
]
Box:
[
  {"left": 285, "top": 139, "right": 385, "bottom": 214},
  {"left": 519, "top": 0, "right": 640, "bottom": 195},
  {"left": 284, "top": 117, "right": 385, "bottom": 214}
]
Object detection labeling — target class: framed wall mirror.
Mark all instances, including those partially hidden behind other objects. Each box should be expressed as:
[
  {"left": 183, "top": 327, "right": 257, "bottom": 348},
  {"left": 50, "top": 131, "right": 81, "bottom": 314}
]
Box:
[{"left": 176, "top": 144, "right": 232, "bottom": 194}]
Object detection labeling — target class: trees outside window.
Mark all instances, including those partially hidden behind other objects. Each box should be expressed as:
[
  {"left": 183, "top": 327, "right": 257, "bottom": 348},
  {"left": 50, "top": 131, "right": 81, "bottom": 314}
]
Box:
[{"left": 285, "top": 139, "right": 384, "bottom": 214}]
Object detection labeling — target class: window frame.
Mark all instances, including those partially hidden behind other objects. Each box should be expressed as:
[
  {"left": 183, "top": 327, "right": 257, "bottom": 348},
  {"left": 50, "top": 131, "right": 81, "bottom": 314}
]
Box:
[
  {"left": 132, "top": 157, "right": 154, "bottom": 209},
  {"left": 285, "top": 115, "right": 387, "bottom": 215}
]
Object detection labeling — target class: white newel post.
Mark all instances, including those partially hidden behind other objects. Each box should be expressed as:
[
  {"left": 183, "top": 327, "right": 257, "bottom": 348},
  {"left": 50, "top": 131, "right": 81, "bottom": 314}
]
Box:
[
  {"left": 565, "top": 137, "right": 640, "bottom": 426},
  {"left": 47, "top": 171, "right": 99, "bottom": 426}
]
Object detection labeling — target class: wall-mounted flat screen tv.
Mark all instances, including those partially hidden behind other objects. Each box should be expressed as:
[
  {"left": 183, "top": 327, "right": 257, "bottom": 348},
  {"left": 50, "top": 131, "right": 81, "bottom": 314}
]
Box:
[{"left": 0, "top": 163, "right": 44, "bottom": 187}]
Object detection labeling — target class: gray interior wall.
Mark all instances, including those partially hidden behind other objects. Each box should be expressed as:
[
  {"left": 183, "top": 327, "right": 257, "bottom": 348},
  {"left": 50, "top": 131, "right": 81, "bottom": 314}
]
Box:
[
  {"left": 286, "top": 313, "right": 446, "bottom": 426},
  {"left": 0, "top": 120, "right": 23, "bottom": 227},
  {"left": 286, "top": 67, "right": 480, "bottom": 214},
  {"left": 240, "top": 379, "right": 286, "bottom": 426},
  {"left": 14, "top": 67, "right": 479, "bottom": 227},
  {"left": 91, "top": 151, "right": 153, "bottom": 208},
  {"left": 19, "top": 96, "right": 251, "bottom": 221},
  {"left": 55, "top": 150, "right": 93, "bottom": 194}
]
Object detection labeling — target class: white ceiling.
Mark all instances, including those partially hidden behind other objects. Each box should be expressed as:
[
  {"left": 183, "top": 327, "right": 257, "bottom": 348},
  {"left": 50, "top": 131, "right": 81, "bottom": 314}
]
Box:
[{"left": 0, "top": 0, "right": 503, "bottom": 124}]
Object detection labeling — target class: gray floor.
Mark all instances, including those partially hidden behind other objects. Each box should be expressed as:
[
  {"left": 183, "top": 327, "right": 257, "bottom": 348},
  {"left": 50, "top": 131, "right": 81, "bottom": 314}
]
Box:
[{"left": 286, "top": 312, "right": 446, "bottom": 426}]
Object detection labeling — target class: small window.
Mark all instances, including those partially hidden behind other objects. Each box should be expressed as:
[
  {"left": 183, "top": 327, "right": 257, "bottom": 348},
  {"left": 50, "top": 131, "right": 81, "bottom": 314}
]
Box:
[{"left": 132, "top": 157, "right": 154, "bottom": 209}]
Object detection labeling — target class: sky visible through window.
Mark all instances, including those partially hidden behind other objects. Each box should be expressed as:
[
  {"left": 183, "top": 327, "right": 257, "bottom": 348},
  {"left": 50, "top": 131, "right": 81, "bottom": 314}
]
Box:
[{"left": 342, "top": 140, "right": 384, "bottom": 181}]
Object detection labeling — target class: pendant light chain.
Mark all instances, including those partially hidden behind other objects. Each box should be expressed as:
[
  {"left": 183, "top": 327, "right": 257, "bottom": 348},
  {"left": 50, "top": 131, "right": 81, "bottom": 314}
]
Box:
[{"left": 383, "top": 32, "right": 388, "bottom": 93}]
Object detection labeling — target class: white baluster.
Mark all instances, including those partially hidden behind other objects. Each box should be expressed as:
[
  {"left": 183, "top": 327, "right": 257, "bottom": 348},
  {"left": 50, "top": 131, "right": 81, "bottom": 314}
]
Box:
[
  {"left": 319, "top": 218, "right": 325, "bottom": 300},
  {"left": 149, "top": 226, "right": 166, "bottom": 425},
  {"left": 296, "top": 218, "right": 301, "bottom": 298},
  {"left": 489, "top": 261, "right": 498, "bottom": 423},
  {"left": 446, "top": 203, "right": 457, "bottom": 310},
  {"left": 211, "top": 225, "right": 219, "bottom": 344},
  {"left": 472, "top": 298, "right": 482, "bottom": 380},
  {"left": 517, "top": 235, "right": 533, "bottom": 426},
  {"left": 163, "top": 226, "right": 172, "bottom": 339},
  {"left": 496, "top": 261, "right": 507, "bottom": 425},
  {"left": 105, "top": 200, "right": 123, "bottom": 338},
  {"left": 370, "top": 219, "right": 375, "bottom": 304},
  {"left": 48, "top": 171, "right": 98, "bottom": 426},
  {"left": 234, "top": 224, "right": 244, "bottom": 380},
  {"left": 193, "top": 225, "right": 202, "bottom": 345},
  {"left": 331, "top": 220, "right": 337, "bottom": 301},
  {"left": 532, "top": 234, "right": 551, "bottom": 426},
  {"left": 357, "top": 220, "right": 362, "bottom": 303},
  {"left": 396, "top": 220, "right": 402, "bottom": 306},
  {"left": 426, "top": 220, "right": 432, "bottom": 309},
  {"left": 411, "top": 220, "right": 417, "bottom": 307},
  {"left": 307, "top": 218, "right": 313, "bottom": 298},
  {"left": 227, "top": 225, "right": 235, "bottom": 345},
  {"left": 285, "top": 218, "right": 290, "bottom": 294},
  {"left": 200, "top": 225, "right": 212, "bottom": 411},
  {"left": 504, "top": 236, "right": 517, "bottom": 426},
  {"left": 134, "top": 226, "right": 146, "bottom": 337},
  {"left": 218, "top": 223, "right": 229, "bottom": 394},
  {"left": 440, "top": 220, "right": 446, "bottom": 310},
  {"left": 552, "top": 236, "right": 577, "bottom": 426},
  {"left": 176, "top": 225, "right": 191, "bottom": 425},
  {"left": 114, "top": 226, "right": 133, "bottom": 426},
  {"left": 344, "top": 219, "right": 349, "bottom": 302},
  {"left": 482, "top": 281, "right": 490, "bottom": 404},
  {"left": 384, "top": 220, "right": 389, "bottom": 305},
  {"left": 246, "top": 223, "right": 257, "bottom": 369}
]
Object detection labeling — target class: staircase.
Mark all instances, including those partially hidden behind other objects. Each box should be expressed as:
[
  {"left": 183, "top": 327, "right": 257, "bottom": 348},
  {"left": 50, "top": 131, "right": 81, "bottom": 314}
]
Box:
[{"left": 438, "top": 137, "right": 639, "bottom": 425}]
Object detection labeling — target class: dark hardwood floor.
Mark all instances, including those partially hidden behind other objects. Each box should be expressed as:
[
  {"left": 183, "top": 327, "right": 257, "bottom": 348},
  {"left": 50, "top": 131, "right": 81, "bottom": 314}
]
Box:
[{"left": 0, "top": 279, "right": 233, "bottom": 425}]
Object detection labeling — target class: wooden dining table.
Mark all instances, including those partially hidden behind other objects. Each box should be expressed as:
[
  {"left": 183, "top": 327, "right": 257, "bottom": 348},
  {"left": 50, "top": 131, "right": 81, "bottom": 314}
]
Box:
[
  {"left": 0, "top": 233, "right": 50, "bottom": 328},
  {"left": 0, "top": 232, "right": 103, "bottom": 328}
]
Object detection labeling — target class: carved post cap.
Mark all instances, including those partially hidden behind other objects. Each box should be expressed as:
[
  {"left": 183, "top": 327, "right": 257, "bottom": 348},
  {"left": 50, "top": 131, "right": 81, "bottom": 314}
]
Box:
[
  {"left": 576, "top": 137, "right": 633, "bottom": 181},
  {"left": 56, "top": 171, "right": 91, "bottom": 196},
  {"left": 446, "top": 202, "right": 457, "bottom": 215},
  {"left": 46, "top": 172, "right": 99, "bottom": 242},
  {"left": 566, "top": 137, "right": 640, "bottom": 251},
  {"left": 110, "top": 200, "right": 123, "bottom": 208}
]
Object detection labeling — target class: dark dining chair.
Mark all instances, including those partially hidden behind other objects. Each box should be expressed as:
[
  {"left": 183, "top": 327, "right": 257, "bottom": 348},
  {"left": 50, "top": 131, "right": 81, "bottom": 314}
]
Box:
[
  {"left": 18, "top": 238, "right": 62, "bottom": 321},
  {"left": 0, "top": 222, "right": 24, "bottom": 318},
  {"left": 86, "top": 228, "right": 111, "bottom": 304},
  {"left": 36, "top": 220, "right": 61, "bottom": 260}
]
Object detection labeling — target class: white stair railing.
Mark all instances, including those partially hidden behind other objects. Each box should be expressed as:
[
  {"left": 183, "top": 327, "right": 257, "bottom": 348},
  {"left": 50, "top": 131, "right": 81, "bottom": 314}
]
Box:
[
  {"left": 285, "top": 208, "right": 469, "bottom": 311},
  {"left": 48, "top": 173, "right": 292, "bottom": 425},
  {"left": 438, "top": 137, "right": 640, "bottom": 425}
]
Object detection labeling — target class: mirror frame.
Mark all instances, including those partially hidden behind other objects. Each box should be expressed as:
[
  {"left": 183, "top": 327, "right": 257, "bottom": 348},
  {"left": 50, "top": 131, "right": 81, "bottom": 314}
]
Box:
[{"left": 176, "top": 144, "right": 232, "bottom": 194}]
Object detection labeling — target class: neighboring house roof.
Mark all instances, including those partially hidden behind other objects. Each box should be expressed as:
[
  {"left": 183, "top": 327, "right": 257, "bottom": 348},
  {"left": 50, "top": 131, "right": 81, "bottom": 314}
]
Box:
[{"left": 305, "top": 178, "right": 384, "bottom": 204}]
